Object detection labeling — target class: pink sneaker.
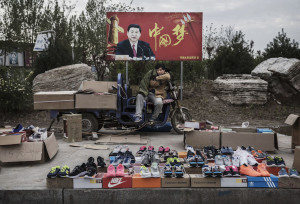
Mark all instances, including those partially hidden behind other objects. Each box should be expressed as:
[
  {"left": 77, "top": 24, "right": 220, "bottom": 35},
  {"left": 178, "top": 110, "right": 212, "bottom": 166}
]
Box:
[
  {"left": 107, "top": 164, "right": 116, "bottom": 177},
  {"left": 231, "top": 165, "right": 240, "bottom": 177},
  {"left": 158, "top": 146, "right": 164, "bottom": 154},
  {"left": 116, "top": 164, "right": 125, "bottom": 177},
  {"left": 164, "top": 147, "right": 170, "bottom": 153},
  {"left": 148, "top": 146, "right": 154, "bottom": 151}
]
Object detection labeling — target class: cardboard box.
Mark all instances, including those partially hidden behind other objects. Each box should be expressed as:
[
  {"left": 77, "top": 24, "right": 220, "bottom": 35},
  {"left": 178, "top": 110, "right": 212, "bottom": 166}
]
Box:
[
  {"left": 221, "top": 128, "right": 277, "bottom": 151},
  {"left": 190, "top": 174, "right": 221, "bottom": 187},
  {"left": 47, "top": 178, "right": 73, "bottom": 189},
  {"left": 161, "top": 174, "right": 190, "bottom": 188},
  {"left": 178, "top": 152, "right": 187, "bottom": 159},
  {"left": 0, "top": 132, "right": 24, "bottom": 145},
  {"left": 266, "top": 167, "right": 289, "bottom": 176},
  {"left": 78, "top": 80, "right": 117, "bottom": 93},
  {"left": 285, "top": 114, "right": 300, "bottom": 149},
  {"left": 247, "top": 174, "right": 278, "bottom": 188},
  {"left": 184, "top": 164, "right": 202, "bottom": 174},
  {"left": 221, "top": 176, "right": 248, "bottom": 188},
  {"left": 278, "top": 177, "right": 300, "bottom": 189},
  {"left": 34, "top": 91, "right": 76, "bottom": 110},
  {"left": 75, "top": 94, "right": 117, "bottom": 110},
  {"left": 0, "top": 132, "right": 58, "bottom": 163},
  {"left": 184, "top": 130, "right": 220, "bottom": 149},
  {"left": 293, "top": 146, "right": 300, "bottom": 172},
  {"left": 73, "top": 173, "right": 103, "bottom": 189},
  {"left": 102, "top": 174, "right": 132, "bottom": 189},
  {"left": 132, "top": 173, "right": 161, "bottom": 188},
  {"left": 63, "top": 114, "right": 82, "bottom": 143}
]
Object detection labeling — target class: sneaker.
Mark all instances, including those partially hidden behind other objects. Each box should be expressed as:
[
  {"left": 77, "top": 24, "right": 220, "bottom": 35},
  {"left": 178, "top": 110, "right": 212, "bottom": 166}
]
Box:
[
  {"left": 150, "top": 151, "right": 160, "bottom": 164},
  {"left": 116, "top": 164, "right": 125, "bottom": 177},
  {"left": 231, "top": 165, "right": 240, "bottom": 177},
  {"left": 266, "top": 156, "right": 276, "bottom": 167},
  {"left": 195, "top": 155, "right": 204, "bottom": 166},
  {"left": 212, "top": 166, "right": 222, "bottom": 177},
  {"left": 107, "top": 164, "right": 116, "bottom": 177},
  {"left": 227, "top": 147, "right": 234, "bottom": 154},
  {"left": 289, "top": 168, "right": 300, "bottom": 178},
  {"left": 221, "top": 146, "right": 228, "bottom": 154},
  {"left": 97, "top": 156, "right": 106, "bottom": 168},
  {"left": 150, "top": 163, "right": 160, "bottom": 177},
  {"left": 278, "top": 167, "right": 289, "bottom": 178},
  {"left": 140, "top": 165, "right": 151, "bottom": 178},
  {"left": 47, "top": 166, "right": 60, "bottom": 178},
  {"left": 239, "top": 155, "right": 248, "bottom": 166},
  {"left": 134, "top": 116, "right": 142, "bottom": 123},
  {"left": 206, "top": 150, "right": 215, "bottom": 161},
  {"left": 158, "top": 146, "right": 164, "bottom": 155},
  {"left": 69, "top": 163, "right": 87, "bottom": 178},
  {"left": 274, "top": 156, "right": 286, "bottom": 167},
  {"left": 222, "top": 155, "right": 232, "bottom": 166},
  {"left": 203, "top": 165, "right": 213, "bottom": 177},
  {"left": 141, "top": 152, "right": 151, "bottom": 166},
  {"left": 215, "top": 155, "right": 224, "bottom": 165},
  {"left": 128, "top": 168, "right": 135, "bottom": 176},
  {"left": 223, "top": 166, "right": 232, "bottom": 177},
  {"left": 164, "top": 163, "right": 173, "bottom": 177},
  {"left": 57, "top": 165, "right": 70, "bottom": 178},
  {"left": 164, "top": 147, "right": 170, "bottom": 153},
  {"left": 174, "top": 164, "right": 185, "bottom": 178},
  {"left": 112, "top": 156, "right": 123, "bottom": 167},
  {"left": 137, "top": 146, "right": 147, "bottom": 155},
  {"left": 120, "top": 145, "right": 129, "bottom": 153},
  {"left": 123, "top": 156, "right": 132, "bottom": 168},
  {"left": 187, "top": 155, "right": 197, "bottom": 167},
  {"left": 110, "top": 145, "right": 122, "bottom": 156},
  {"left": 257, "top": 163, "right": 270, "bottom": 177},
  {"left": 148, "top": 146, "right": 154, "bottom": 151},
  {"left": 232, "top": 155, "right": 240, "bottom": 167},
  {"left": 167, "top": 157, "right": 175, "bottom": 166},
  {"left": 124, "top": 150, "right": 135, "bottom": 163},
  {"left": 170, "top": 150, "right": 178, "bottom": 158},
  {"left": 85, "top": 163, "right": 97, "bottom": 178},
  {"left": 257, "top": 150, "right": 267, "bottom": 159},
  {"left": 247, "top": 155, "right": 258, "bottom": 166},
  {"left": 240, "top": 164, "right": 261, "bottom": 177}
]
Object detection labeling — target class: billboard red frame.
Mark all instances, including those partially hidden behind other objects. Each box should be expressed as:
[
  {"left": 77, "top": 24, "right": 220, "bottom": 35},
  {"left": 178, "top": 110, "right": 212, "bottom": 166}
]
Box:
[{"left": 106, "top": 12, "right": 203, "bottom": 61}]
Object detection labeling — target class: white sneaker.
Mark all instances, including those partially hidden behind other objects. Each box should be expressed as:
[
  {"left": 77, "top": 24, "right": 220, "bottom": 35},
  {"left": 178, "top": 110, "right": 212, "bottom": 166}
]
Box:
[
  {"left": 232, "top": 155, "right": 240, "bottom": 167},
  {"left": 247, "top": 155, "right": 258, "bottom": 166},
  {"left": 215, "top": 155, "right": 224, "bottom": 165},
  {"left": 239, "top": 155, "right": 248, "bottom": 166},
  {"left": 150, "top": 163, "right": 160, "bottom": 177},
  {"left": 140, "top": 166, "right": 151, "bottom": 178},
  {"left": 222, "top": 155, "right": 232, "bottom": 166}
]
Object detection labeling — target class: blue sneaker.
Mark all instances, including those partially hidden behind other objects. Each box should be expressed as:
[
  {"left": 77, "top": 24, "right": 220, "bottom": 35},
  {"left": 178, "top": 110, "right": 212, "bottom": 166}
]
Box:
[
  {"left": 278, "top": 167, "right": 289, "bottom": 178},
  {"left": 289, "top": 168, "right": 300, "bottom": 178},
  {"left": 134, "top": 116, "right": 142, "bottom": 123}
]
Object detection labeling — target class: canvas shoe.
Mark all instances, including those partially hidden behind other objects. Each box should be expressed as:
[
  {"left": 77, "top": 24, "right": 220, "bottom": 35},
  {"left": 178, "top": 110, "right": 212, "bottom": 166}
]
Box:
[
  {"left": 274, "top": 156, "right": 286, "bottom": 167},
  {"left": 289, "top": 168, "right": 300, "bottom": 178},
  {"left": 223, "top": 166, "right": 232, "bottom": 177},
  {"left": 231, "top": 165, "right": 240, "bottom": 177},
  {"left": 116, "top": 164, "right": 125, "bottom": 177},
  {"left": 257, "top": 163, "right": 270, "bottom": 177},
  {"left": 174, "top": 164, "right": 185, "bottom": 178},
  {"left": 150, "top": 163, "right": 160, "bottom": 177},
  {"left": 240, "top": 164, "right": 262, "bottom": 177},
  {"left": 215, "top": 155, "right": 224, "bottom": 165},
  {"left": 278, "top": 167, "right": 289, "bottom": 178},
  {"left": 140, "top": 165, "right": 151, "bottom": 178},
  {"left": 212, "top": 166, "right": 222, "bottom": 177},
  {"left": 57, "top": 165, "right": 70, "bottom": 178},
  {"left": 47, "top": 166, "right": 60, "bottom": 178},
  {"left": 266, "top": 156, "right": 276, "bottom": 167},
  {"left": 69, "top": 163, "right": 87, "bottom": 178},
  {"left": 247, "top": 155, "right": 258, "bottom": 166},
  {"left": 107, "top": 164, "right": 116, "bottom": 177},
  {"left": 222, "top": 155, "right": 232, "bottom": 166},
  {"left": 232, "top": 155, "right": 240, "bottom": 167}
]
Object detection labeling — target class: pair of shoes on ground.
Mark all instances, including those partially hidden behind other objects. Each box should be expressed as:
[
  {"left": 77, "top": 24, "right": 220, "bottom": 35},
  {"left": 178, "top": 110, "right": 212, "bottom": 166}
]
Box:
[
  {"left": 158, "top": 146, "right": 170, "bottom": 155},
  {"left": 47, "top": 165, "right": 70, "bottom": 178},
  {"left": 137, "top": 145, "right": 154, "bottom": 155},
  {"left": 164, "top": 163, "right": 185, "bottom": 178},
  {"left": 240, "top": 163, "right": 270, "bottom": 177},
  {"left": 68, "top": 156, "right": 105, "bottom": 178},
  {"left": 140, "top": 163, "right": 160, "bottom": 178},
  {"left": 141, "top": 150, "right": 160, "bottom": 166},
  {"left": 266, "top": 156, "right": 286, "bottom": 167},
  {"left": 111, "top": 152, "right": 135, "bottom": 168},
  {"left": 278, "top": 168, "right": 300, "bottom": 178},
  {"left": 109, "top": 145, "right": 130, "bottom": 156},
  {"left": 221, "top": 146, "right": 234, "bottom": 154},
  {"left": 215, "top": 155, "right": 232, "bottom": 166},
  {"left": 222, "top": 165, "right": 240, "bottom": 177},
  {"left": 107, "top": 164, "right": 125, "bottom": 177},
  {"left": 202, "top": 165, "right": 223, "bottom": 177}
]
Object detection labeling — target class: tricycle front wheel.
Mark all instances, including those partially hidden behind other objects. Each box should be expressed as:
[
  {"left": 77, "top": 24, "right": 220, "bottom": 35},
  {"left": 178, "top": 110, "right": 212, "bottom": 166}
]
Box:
[{"left": 171, "top": 108, "right": 192, "bottom": 134}]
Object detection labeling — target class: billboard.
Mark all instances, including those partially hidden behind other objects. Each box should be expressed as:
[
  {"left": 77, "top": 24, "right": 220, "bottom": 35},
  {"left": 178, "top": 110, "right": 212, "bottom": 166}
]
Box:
[
  {"left": 33, "top": 33, "right": 52, "bottom": 51},
  {"left": 106, "top": 12, "right": 202, "bottom": 61}
]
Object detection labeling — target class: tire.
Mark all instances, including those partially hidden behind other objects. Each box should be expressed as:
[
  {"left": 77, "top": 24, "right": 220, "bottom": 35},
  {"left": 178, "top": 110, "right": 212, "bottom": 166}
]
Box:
[
  {"left": 97, "top": 123, "right": 103, "bottom": 131},
  {"left": 171, "top": 108, "right": 192, "bottom": 134},
  {"left": 82, "top": 113, "right": 99, "bottom": 133}
]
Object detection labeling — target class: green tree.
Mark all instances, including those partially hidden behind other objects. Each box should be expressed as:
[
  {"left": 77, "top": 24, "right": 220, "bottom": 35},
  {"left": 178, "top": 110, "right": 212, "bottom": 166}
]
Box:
[{"left": 263, "top": 28, "right": 300, "bottom": 59}]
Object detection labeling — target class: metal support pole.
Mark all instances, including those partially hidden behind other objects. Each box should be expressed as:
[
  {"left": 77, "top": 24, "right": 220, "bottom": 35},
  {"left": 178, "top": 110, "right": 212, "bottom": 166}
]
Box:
[
  {"left": 126, "top": 61, "right": 129, "bottom": 85},
  {"left": 180, "top": 61, "right": 183, "bottom": 100}
]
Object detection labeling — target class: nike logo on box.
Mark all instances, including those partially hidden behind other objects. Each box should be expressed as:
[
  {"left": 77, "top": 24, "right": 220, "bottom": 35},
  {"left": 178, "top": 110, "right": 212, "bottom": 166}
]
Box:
[{"left": 108, "top": 178, "right": 126, "bottom": 188}]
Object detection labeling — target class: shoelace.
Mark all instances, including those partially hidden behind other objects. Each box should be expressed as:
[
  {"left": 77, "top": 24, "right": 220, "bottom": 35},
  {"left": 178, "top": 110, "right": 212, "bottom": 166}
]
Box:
[{"left": 50, "top": 167, "right": 57, "bottom": 173}]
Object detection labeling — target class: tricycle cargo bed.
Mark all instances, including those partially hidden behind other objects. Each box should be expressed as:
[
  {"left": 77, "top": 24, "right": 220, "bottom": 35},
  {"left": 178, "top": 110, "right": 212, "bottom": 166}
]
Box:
[
  {"left": 75, "top": 94, "right": 117, "bottom": 110},
  {"left": 34, "top": 91, "right": 76, "bottom": 110}
]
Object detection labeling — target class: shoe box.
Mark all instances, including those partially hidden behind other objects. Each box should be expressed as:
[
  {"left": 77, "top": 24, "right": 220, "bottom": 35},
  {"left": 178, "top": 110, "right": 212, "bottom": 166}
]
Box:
[
  {"left": 266, "top": 166, "right": 289, "bottom": 176},
  {"left": 190, "top": 174, "right": 221, "bottom": 187},
  {"left": 184, "top": 129, "right": 220, "bottom": 149},
  {"left": 285, "top": 114, "right": 300, "bottom": 149},
  {"left": 34, "top": 91, "right": 76, "bottom": 110},
  {"left": 178, "top": 152, "right": 187, "bottom": 158},
  {"left": 161, "top": 174, "right": 190, "bottom": 188},
  {"left": 184, "top": 164, "right": 203, "bottom": 174},
  {"left": 73, "top": 173, "right": 104, "bottom": 189},
  {"left": 102, "top": 174, "right": 132, "bottom": 189},
  {"left": 0, "top": 132, "right": 58, "bottom": 163},
  {"left": 221, "top": 127, "right": 278, "bottom": 151},
  {"left": 132, "top": 173, "right": 161, "bottom": 188},
  {"left": 278, "top": 177, "right": 300, "bottom": 189},
  {"left": 47, "top": 177, "right": 73, "bottom": 189},
  {"left": 220, "top": 176, "right": 248, "bottom": 188},
  {"left": 247, "top": 174, "right": 278, "bottom": 188}
]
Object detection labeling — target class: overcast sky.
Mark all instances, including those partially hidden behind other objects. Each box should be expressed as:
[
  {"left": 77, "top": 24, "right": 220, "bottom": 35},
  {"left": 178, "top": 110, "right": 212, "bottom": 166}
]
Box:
[{"left": 73, "top": 0, "right": 300, "bottom": 52}]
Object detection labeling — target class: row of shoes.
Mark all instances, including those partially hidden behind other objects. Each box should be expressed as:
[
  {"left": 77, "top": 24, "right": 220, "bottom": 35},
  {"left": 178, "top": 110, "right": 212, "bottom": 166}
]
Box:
[
  {"left": 140, "top": 164, "right": 160, "bottom": 178},
  {"left": 136, "top": 145, "right": 155, "bottom": 155},
  {"left": 164, "top": 163, "right": 185, "bottom": 178},
  {"left": 278, "top": 168, "right": 300, "bottom": 178},
  {"left": 106, "top": 164, "right": 126, "bottom": 177},
  {"left": 266, "top": 156, "right": 286, "bottom": 167}
]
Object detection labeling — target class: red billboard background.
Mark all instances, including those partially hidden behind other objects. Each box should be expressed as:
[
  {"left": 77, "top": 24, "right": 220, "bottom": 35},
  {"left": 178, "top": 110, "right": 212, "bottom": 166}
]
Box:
[{"left": 106, "top": 12, "right": 203, "bottom": 61}]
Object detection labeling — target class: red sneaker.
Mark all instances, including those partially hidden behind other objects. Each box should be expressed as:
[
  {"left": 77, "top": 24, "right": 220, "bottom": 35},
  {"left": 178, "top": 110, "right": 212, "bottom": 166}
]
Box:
[
  {"left": 148, "top": 146, "right": 154, "bottom": 151},
  {"left": 164, "top": 147, "right": 170, "bottom": 153}
]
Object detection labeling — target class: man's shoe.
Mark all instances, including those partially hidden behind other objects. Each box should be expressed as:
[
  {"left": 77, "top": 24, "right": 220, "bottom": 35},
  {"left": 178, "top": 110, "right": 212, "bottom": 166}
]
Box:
[
  {"left": 140, "top": 165, "right": 151, "bottom": 178},
  {"left": 266, "top": 156, "right": 276, "bottom": 167},
  {"left": 57, "top": 165, "right": 70, "bottom": 178},
  {"left": 278, "top": 167, "right": 289, "bottom": 178},
  {"left": 174, "top": 164, "right": 185, "bottom": 178},
  {"left": 203, "top": 165, "right": 213, "bottom": 177},
  {"left": 257, "top": 163, "right": 270, "bottom": 177},
  {"left": 134, "top": 116, "right": 142, "bottom": 123},
  {"left": 289, "top": 168, "right": 300, "bottom": 178},
  {"left": 84, "top": 163, "right": 97, "bottom": 178},
  {"left": 47, "top": 166, "right": 60, "bottom": 178},
  {"left": 274, "top": 156, "right": 286, "bottom": 167},
  {"left": 164, "top": 163, "right": 173, "bottom": 177},
  {"left": 97, "top": 156, "right": 106, "bottom": 168},
  {"left": 150, "top": 163, "right": 160, "bottom": 177},
  {"left": 69, "top": 163, "right": 87, "bottom": 178}
]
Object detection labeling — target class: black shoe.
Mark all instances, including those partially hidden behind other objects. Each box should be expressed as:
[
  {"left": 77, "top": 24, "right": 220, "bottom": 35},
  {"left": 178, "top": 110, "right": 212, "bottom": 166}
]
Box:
[
  {"left": 125, "top": 150, "right": 136, "bottom": 163},
  {"left": 141, "top": 152, "right": 151, "bottom": 166},
  {"left": 47, "top": 166, "right": 60, "bottom": 178},
  {"left": 97, "top": 156, "right": 106, "bottom": 168},
  {"left": 85, "top": 163, "right": 97, "bottom": 177},
  {"left": 69, "top": 163, "right": 86, "bottom": 177}
]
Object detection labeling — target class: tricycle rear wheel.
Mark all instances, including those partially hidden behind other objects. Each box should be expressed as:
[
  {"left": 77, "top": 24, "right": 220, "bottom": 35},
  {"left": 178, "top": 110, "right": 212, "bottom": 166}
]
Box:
[
  {"left": 82, "top": 113, "right": 99, "bottom": 133},
  {"left": 171, "top": 108, "right": 192, "bottom": 134}
]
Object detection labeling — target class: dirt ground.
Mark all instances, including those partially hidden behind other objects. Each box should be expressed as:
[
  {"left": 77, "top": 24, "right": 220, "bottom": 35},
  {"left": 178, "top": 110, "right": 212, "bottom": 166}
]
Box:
[{"left": 0, "top": 80, "right": 299, "bottom": 130}]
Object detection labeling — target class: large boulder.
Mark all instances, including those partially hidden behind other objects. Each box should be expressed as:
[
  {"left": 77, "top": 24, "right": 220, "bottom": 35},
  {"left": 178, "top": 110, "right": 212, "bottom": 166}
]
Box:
[
  {"left": 33, "top": 64, "right": 96, "bottom": 93},
  {"left": 213, "top": 74, "right": 268, "bottom": 105},
  {"left": 251, "top": 57, "right": 300, "bottom": 102}
]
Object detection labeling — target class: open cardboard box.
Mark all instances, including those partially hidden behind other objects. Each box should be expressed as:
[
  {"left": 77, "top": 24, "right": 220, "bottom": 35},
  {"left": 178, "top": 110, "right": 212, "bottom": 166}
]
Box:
[
  {"left": 0, "top": 132, "right": 59, "bottom": 164},
  {"left": 285, "top": 114, "right": 300, "bottom": 149}
]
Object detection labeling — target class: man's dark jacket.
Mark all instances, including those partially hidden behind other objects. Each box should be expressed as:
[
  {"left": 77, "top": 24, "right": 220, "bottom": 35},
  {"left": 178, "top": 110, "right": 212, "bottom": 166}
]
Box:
[{"left": 115, "top": 40, "right": 155, "bottom": 58}]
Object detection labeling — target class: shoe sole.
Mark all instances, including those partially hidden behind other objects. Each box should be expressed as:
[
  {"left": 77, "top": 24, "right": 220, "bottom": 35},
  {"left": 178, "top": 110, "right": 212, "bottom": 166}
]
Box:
[
  {"left": 141, "top": 174, "right": 152, "bottom": 178},
  {"left": 278, "top": 175, "right": 289, "bottom": 178},
  {"left": 290, "top": 175, "right": 300, "bottom": 178},
  {"left": 68, "top": 171, "right": 87, "bottom": 178}
]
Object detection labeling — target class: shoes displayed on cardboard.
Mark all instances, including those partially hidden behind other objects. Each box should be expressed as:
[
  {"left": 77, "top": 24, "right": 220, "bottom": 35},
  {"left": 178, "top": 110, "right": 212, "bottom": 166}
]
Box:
[
  {"left": 116, "top": 164, "right": 125, "bottom": 177},
  {"left": 97, "top": 156, "right": 106, "bottom": 168},
  {"left": 47, "top": 166, "right": 60, "bottom": 178},
  {"left": 266, "top": 156, "right": 276, "bottom": 167},
  {"left": 257, "top": 163, "right": 270, "bottom": 177},
  {"left": 278, "top": 167, "right": 289, "bottom": 178},
  {"left": 240, "top": 164, "right": 262, "bottom": 177},
  {"left": 174, "top": 164, "right": 185, "bottom": 178},
  {"left": 223, "top": 166, "right": 232, "bottom": 177},
  {"left": 232, "top": 155, "right": 240, "bottom": 167},
  {"left": 231, "top": 165, "right": 240, "bottom": 177},
  {"left": 57, "top": 165, "right": 70, "bottom": 178},
  {"left": 164, "top": 163, "right": 173, "bottom": 177},
  {"left": 212, "top": 166, "right": 222, "bottom": 177},
  {"left": 140, "top": 165, "right": 151, "bottom": 178},
  {"left": 289, "top": 168, "right": 300, "bottom": 178},
  {"left": 69, "top": 163, "right": 87, "bottom": 178},
  {"left": 274, "top": 156, "right": 286, "bottom": 167},
  {"left": 107, "top": 164, "right": 116, "bottom": 177},
  {"left": 203, "top": 165, "right": 213, "bottom": 177},
  {"left": 150, "top": 163, "right": 160, "bottom": 178}
]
